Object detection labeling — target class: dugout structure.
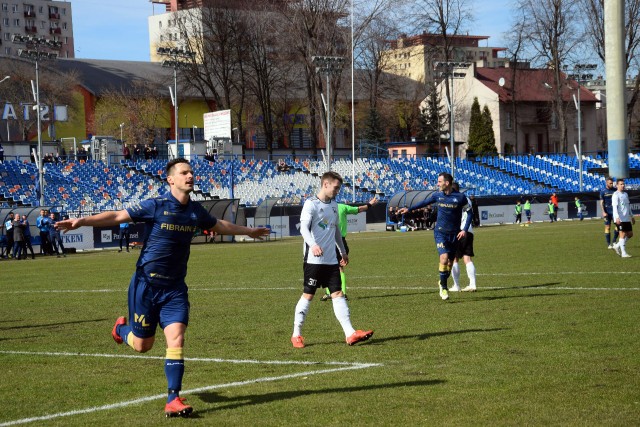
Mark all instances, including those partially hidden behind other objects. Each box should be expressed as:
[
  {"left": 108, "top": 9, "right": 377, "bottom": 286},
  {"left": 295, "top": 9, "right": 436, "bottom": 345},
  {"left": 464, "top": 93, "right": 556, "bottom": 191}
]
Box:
[
  {"left": 0, "top": 205, "right": 62, "bottom": 251},
  {"left": 387, "top": 190, "right": 436, "bottom": 230},
  {"left": 192, "top": 199, "right": 245, "bottom": 243},
  {"left": 253, "top": 197, "right": 290, "bottom": 240}
]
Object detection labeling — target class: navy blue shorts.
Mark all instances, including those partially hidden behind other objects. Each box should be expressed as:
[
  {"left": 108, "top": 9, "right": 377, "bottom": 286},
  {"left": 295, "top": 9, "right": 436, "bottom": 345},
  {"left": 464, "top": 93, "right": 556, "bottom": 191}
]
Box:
[
  {"left": 603, "top": 212, "right": 613, "bottom": 226},
  {"left": 127, "top": 272, "right": 190, "bottom": 339},
  {"left": 434, "top": 231, "right": 459, "bottom": 257}
]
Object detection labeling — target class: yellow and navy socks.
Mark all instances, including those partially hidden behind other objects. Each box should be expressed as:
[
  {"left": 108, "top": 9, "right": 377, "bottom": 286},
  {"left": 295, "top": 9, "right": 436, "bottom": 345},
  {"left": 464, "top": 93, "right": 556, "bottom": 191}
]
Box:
[
  {"left": 165, "top": 348, "right": 185, "bottom": 403},
  {"left": 439, "top": 263, "right": 451, "bottom": 289}
]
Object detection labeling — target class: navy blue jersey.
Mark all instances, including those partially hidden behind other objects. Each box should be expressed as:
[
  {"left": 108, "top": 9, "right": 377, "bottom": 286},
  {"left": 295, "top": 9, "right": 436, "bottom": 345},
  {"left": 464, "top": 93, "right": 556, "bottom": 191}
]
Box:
[
  {"left": 600, "top": 187, "right": 615, "bottom": 214},
  {"left": 126, "top": 192, "right": 217, "bottom": 287},
  {"left": 411, "top": 190, "right": 471, "bottom": 234}
]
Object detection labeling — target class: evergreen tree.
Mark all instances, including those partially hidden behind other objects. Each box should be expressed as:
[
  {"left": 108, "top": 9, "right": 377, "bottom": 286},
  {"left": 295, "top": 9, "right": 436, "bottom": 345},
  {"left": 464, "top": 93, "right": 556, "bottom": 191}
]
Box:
[
  {"left": 480, "top": 105, "right": 498, "bottom": 154},
  {"left": 360, "top": 107, "right": 386, "bottom": 144},
  {"left": 420, "top": 85, "right": 447, "bottom": 149},
  {"left": 467, "top": 97, "right": 483, "bottom": 154},
  {"left": 468, "top": 99, "right": 498, "bottom": 155}
]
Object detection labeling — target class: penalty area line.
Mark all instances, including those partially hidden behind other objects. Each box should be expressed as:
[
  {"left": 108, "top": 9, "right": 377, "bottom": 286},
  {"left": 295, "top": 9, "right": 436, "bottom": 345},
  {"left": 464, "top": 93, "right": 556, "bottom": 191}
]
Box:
[{"left": 0, "top": 365, "right": 374, "bottom": 427}]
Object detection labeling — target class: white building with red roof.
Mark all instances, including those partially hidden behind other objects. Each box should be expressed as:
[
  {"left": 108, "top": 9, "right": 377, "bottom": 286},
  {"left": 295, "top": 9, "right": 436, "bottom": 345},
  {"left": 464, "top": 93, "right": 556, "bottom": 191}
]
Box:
[{"left": 429, "top": 65, "right": 600, "bottom": 157}]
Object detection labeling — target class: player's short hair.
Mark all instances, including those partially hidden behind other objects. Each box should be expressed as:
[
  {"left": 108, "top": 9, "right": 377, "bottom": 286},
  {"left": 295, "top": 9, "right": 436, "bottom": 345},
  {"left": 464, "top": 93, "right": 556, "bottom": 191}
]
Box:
[
  {"left": 165, "top": 158, "right": 191, "bottom": 176},
  {"left": 606, "top": 176, "right": 614, "bottom": 182},
  {"left": 438, "top": 172, "right": 453, "bottom": 184},
  {"left": 321, "top": 171, "right": 343, "bottom": 185},
  {"left": 616, "top": 178, "right": 625, "bottom": 184}
]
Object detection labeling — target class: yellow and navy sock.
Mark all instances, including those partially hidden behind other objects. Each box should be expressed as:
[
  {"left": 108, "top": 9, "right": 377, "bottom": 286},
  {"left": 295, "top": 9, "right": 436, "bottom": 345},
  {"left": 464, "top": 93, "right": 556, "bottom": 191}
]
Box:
[
  {"left": 605, "top": 232, "right": 611, "bottom": 245},
  {"left": 116, "top": 323, "right": 136, "bottom": 350},
  {"left": 165, "top": 348, "right": 185, "bottom": 403},
  {"left": 439, "top": 263, "right": 451, "bottom": 289}
]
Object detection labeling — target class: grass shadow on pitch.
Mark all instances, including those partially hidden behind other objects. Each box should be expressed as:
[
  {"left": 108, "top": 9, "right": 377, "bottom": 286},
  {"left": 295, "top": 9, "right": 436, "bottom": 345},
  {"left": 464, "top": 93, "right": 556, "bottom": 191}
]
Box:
[
  {"left": 193, "top": 380, "right": 445, "bottom": 415},
  {"left": 0, "top": 318, "right": 108, "bottom": 331},
  {"left": 453, "top": 292, "right": 575, "bottom": 304},
  {"left": 350, "top": 292, "right": 427, "bottom": 301},
  {"left": 368, "top": 328, "right": 507, "bottom": 346}
]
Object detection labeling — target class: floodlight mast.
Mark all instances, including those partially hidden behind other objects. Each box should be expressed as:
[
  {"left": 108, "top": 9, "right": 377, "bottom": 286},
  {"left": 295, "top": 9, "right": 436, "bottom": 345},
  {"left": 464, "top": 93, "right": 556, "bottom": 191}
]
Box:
[
  {"left": 156, "top": 47, "right": 195, "bottom": 152},
  {"left": 312, "top": 55, "right": 344, "bottom": 172},
  {"left": 12, "top": 34, "right": 61, "bottom": 206},
  {"left": 565, "top": 63, "right": 597, "bottom": 192},
  {"left": 434, "top": 62, "right": 471, "bottom": 181}
]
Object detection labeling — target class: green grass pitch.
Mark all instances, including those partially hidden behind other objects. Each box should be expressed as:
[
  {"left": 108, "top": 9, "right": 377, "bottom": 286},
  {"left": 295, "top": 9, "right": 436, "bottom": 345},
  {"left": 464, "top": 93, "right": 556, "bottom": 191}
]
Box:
[{"left": 1, "top": 219, "right": 639, "bottom": 426}]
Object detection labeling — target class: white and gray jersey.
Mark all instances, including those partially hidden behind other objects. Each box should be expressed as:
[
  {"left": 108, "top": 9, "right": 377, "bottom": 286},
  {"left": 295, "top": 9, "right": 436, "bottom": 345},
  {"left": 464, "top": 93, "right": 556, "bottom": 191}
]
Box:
[
  {"left": 300, "top": 196, "right": 343, "bottom": 265},
  {"left": 460, "top": 195, "right": 474, "bottom": 234},
  {"left": 612, "top": 191, "right": 633, "bottom": 222}
]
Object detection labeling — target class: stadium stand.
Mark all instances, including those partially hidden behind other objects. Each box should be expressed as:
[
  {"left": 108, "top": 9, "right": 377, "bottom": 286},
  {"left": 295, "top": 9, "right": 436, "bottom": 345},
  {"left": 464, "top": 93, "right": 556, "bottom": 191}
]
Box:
[{"left": 1, "top": 153, "right": 638, "bottom": 211}]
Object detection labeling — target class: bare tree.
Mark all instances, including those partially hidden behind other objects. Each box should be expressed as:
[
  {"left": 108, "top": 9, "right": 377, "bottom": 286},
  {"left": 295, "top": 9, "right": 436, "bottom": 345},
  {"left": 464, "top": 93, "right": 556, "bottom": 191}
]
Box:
[
  {"left": 515, "top": 0, "right": 583, "bottom": 153},
  {"left": 175, "top": 1, "right": 250, "bottom": 146},
  {"left": 278, "top": 0, "right": 351, "bottom": 156},
  {"left": 0, "top": 58, "right": 78, "bottom": 142},
  {"left": 580, "top": 0, "right": 640, "bottom": 138},
  {"left": 93, "top": 80, "right": 169, "bottom": 147},
  {"left": 243, "top": 8, "right": 301, "bottom": 154},
  {"left": 502, "top": 10, "right": 528, "bottom": 154},
  {"left": 410, "top": 0, "right": 474, "bottom": 108}
]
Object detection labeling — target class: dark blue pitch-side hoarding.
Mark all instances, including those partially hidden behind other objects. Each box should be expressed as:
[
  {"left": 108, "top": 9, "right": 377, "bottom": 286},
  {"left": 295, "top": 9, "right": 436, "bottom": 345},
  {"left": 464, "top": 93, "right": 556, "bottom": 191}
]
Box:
[{"left": 93, "top": 224, "right": 145, "bottom": 249}]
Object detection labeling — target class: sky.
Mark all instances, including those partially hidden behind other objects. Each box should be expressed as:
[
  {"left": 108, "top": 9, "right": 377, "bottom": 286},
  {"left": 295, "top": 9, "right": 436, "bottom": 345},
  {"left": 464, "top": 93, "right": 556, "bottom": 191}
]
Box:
[{"left": 71, "top": 0, "right": 514, "bottom": 62}]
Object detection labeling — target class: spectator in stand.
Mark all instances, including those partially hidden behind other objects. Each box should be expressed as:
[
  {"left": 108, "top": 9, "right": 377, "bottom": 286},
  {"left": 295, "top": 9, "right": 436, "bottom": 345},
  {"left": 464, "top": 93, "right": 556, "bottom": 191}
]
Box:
[
  {"left": 134, "top": 145, "right": 142, "bottom": 161},
  {"left": 12, "top": 214, "right": 26, "bottom": 260},
  {"left": 21, "top": 214, "right": 35, "bottom": 259},
  {"left": 123, "top": 144, "right": 131, "bottom": 161},
  {"left": 144, "top": 144, "right": 152, "bottom": 160},
  {"left": 4, "top": 212, "right": 15, "bottom": 259},
  {"left": 48, "top": 212, "right": 66, "bottom": 257},
  {"left": 152, "top": 145, "right": 158, "bottom": 159}
]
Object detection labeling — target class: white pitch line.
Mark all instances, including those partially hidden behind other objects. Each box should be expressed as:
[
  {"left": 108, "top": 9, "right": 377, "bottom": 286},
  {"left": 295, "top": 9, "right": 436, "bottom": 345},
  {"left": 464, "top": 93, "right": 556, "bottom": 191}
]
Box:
[
  {"left": 0, "top": 351, "right": 381, "bottom": 426},
  {"left": 0, "top": 350, "right": 380, "bottom": 368},
  {"left": 0, "top": 366, "right": 371, "bottom": 427},
  {"left": 2, "top": 280, "right": 640, "bottom": 295}
]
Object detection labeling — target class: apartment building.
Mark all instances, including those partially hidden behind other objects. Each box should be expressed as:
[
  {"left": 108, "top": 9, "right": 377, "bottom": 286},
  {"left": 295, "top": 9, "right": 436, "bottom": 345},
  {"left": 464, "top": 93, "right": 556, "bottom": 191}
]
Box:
[
  {"left": 382, "top": 33, "right": 509, "bottom": 84},
  {"left": 0, "top": 0, "right": 73, "bottom": 58}
]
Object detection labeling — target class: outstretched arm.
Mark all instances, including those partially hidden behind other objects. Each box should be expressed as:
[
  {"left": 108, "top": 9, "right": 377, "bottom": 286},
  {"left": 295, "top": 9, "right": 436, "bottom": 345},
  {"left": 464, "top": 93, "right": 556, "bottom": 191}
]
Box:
[
  {"left": 55, "top": 210, "right": 132, "bottom": 232},
  {"left": 210, "top": 220, "right": 271, "bottom": 240}
]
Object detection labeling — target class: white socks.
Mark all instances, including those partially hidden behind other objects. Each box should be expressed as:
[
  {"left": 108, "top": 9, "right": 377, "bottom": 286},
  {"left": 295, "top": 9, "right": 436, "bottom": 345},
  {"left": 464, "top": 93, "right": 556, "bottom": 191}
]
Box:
[
  {"left": 452, "top": 261, "right": 476, "bottom": 288},
  {"left": 466, "top": 262, "right": 476, "bottom": 287},
  {"left": 451, "top": 262, "right": 460, "bottom": 287},
  {"left": 618, "top": 237, "right": 628, "bottom": 255},
  {"left": 332, "top": 296, "right": 355, "bottom": 337},
  {"left": 292, "top": 296, "right": 311, "bottom": 337}
]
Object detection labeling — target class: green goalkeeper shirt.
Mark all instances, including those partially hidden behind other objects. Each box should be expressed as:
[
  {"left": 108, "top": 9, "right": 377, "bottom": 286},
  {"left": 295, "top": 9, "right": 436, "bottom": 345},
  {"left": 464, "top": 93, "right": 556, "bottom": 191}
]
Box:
[{"left": 338, "top": 204, "right": 360, "bottom": 238}]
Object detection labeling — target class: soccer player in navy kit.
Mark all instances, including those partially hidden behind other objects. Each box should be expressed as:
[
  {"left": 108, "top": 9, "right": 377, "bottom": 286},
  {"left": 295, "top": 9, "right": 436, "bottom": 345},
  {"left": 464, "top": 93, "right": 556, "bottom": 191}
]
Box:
[
  {"left": 600, "top": 177, "right": 619, "bottom": 249},
  {"left": 56, "top": 158, "right": 270, "bottom": 417},
  {"left": 398, "top": 173, "right": 472, "bottom": 301}
]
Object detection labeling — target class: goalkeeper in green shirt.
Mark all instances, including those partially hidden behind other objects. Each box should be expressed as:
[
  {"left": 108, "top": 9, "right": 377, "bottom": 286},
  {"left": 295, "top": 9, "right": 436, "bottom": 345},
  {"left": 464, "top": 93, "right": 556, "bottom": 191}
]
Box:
[{"left": 322, "top": 196, "right": 378, "bottom": 301}]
